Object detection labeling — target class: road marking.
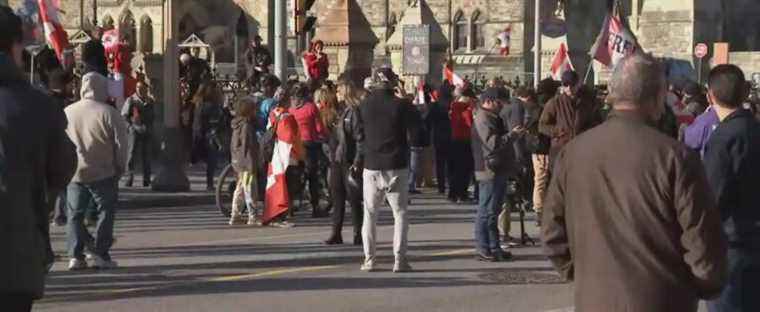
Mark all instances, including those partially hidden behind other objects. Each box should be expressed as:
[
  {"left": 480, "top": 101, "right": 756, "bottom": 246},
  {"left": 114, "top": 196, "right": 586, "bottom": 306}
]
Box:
[
  {"left": 427, "top": 248, "right": 474, "bottom": 257},
  {"left": 208, "top": 265, "right": 340, "bottom": 282}
]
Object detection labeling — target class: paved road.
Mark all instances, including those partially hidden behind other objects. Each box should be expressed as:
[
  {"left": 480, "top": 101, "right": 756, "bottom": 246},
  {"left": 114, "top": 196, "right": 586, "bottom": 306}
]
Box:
[{"left": 39, "top": 177, "right": 579, "bottom": 312}]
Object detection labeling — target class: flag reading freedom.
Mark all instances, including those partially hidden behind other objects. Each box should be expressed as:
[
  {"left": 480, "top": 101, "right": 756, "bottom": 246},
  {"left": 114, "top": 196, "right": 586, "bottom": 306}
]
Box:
[{"left": 590, "top": 12, "right": 640, "bottom": 68}]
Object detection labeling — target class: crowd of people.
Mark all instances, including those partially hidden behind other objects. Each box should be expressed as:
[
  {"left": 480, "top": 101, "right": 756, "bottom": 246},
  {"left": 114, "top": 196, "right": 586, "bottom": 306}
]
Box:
[{"left": 2, "top": 5, "right": 760, "bottom": 311}]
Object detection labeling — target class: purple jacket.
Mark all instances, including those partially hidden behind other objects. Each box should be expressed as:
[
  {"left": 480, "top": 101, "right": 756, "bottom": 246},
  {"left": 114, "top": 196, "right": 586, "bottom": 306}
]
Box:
[{"left": 683, "top": 106, "right": 719, "bottom": 157}]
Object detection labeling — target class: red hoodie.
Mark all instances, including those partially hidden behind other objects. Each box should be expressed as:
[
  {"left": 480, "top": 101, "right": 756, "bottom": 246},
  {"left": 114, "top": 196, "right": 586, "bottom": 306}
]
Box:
[
  {"left": 289, "top": 101, "right": 325, "bottom": 142},
  {"left": 450, "top": 100, "right": 474, "bottom": 141}
]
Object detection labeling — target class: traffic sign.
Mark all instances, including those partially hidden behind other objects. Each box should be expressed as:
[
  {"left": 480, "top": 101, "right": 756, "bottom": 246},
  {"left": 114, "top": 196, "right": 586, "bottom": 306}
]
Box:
[{"left": 695, "top": 43, "right": 708, "bottom": 58}]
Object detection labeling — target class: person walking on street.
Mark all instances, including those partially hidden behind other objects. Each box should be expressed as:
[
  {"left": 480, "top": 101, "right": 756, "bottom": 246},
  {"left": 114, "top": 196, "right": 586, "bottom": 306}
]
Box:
[
  {"left": 428, "top": 81, "right": 453, "bottom": 194},
  {"left": 472, "top": 87, "right": 517, "bottom": 262},
  {"left": 0, "top": 8, "right": 77, "bottom": 310},
  {"left": 520, "top": 87, "right": 550, "bottom": 226},
  {"left": 324, "top": 76, "right": 366, "bottom": 245},
  {"left": 359, "top": 67, "right": 421, "bottom": 272},
  {"left": 229, "top": 96, "right": 262, "bottom": 226},
  {"left": 65, "top": 72, "right": 129, "bottom": 271},
  {"left": 702, "top": 64, "right": 760, "bottom": 312},
  {"left": 542, "top": 53, "right": 728, "bottom": 312},
  {"left": 289, "top": 82, "right": 328, "bottom": 218},
  {"left": 122, "top": 81, "right": 154, "bottom": 187}
]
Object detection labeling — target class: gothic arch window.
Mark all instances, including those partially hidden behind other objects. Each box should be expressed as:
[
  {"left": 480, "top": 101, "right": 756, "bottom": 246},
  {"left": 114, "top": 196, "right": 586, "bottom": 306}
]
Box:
[
  {"left": 119, "top": 10, "right": 136, "bottom": 51},
  {"left": 471, "top": 10, "right": 485, "bottom": 50},
  {"left": 453, "top": 10, "right": 467, "bottom": 52},
  {"left": 101, "top": 15, "right": 114, "bottom": 30},
  {"left": 139, "top": 15, "right": 153, "bottom": 53}
]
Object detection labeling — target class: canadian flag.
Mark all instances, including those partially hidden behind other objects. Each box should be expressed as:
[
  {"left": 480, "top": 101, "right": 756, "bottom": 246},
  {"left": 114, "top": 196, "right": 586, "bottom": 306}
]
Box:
[
  {"left": 38, "top": 0, "right": 69, "bottom": 61},
  {"left": 415, "top": 80, "right": 427, "bottom": 105},
  {"left": 262, "top": 108, "right": 303, "bottom": 224},
  {"left": 444, "top": 61, "right": 466, "bottom": 88},
  {"left": 551, "top": 42, "right": 574, "bottom": 80},
  {"left": 496, "top": 26, "right": 511, "bottom": 56},
  {"left": 589, "top": 9, "right": 641, "bottom": 68}
]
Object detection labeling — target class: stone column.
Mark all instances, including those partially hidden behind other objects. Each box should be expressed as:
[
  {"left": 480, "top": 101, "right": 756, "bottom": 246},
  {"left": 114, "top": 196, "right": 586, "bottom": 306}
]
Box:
[{"left": 152, "top": 0, "right": 190, "bottom": 192}]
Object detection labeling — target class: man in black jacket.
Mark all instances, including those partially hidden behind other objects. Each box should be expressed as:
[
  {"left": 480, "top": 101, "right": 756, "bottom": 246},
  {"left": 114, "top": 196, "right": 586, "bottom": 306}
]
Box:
[
  {"left": 358, "top": 67, "right": 421, "bottom": 273},
  {"left": 703, "top": 64, "right": 760, "bottom": 312},
  {"left": 0, "top": 7, "right": 77, "bottom": 311}
]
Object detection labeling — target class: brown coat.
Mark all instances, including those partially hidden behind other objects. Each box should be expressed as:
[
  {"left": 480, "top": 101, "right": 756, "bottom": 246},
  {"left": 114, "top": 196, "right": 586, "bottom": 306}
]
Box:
[
  {"left": 538, "top": 89, "right": 601, "bottom": 157},
  {"left": 542, "top": 111, "right": 728, "bottom": 312}
]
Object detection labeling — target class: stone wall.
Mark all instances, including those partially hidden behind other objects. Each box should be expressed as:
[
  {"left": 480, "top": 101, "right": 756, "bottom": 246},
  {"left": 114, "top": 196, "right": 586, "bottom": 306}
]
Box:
[{"left": 729, "top": 52, "right": 760, "bottom": 79}]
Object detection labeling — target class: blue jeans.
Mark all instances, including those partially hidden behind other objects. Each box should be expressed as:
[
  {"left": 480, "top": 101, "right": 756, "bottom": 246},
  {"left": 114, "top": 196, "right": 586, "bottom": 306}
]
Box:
[
  {"left": 67, "top": 177, "right": 118, "bottom": 261},
  {"left": 408, "top": 147, "right": 423, "bottom": 191},
  {"left": 475, "top": 175, "right": 507, "bottom": 254},
  {"left": 708, "top": 248, "right": 760, "bottom": 312}
]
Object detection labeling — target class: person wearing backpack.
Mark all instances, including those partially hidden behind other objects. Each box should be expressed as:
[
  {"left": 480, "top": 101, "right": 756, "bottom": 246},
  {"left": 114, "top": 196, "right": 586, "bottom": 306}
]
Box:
[
  {"left": 229, "top": 96, "right": 262, "bottom": 226},
  {"left": 122, "top": 81, "right": 155, "bottom": 188},
  {"left": 0, "top": 8, "right": 77, "bottom": 310}
]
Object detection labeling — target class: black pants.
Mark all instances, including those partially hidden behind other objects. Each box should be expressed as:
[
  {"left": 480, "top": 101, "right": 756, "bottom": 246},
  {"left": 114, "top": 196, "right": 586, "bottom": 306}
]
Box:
[
  {"left": 0, "top": 294, "right": 33, "bottom": 312},
  {"left": 449, "top": 140, "right": 474, "bottom": 200},
  {"left": 126, "top": 132, "right": 152, "bottom": 185},
  {"left": 329, "top": 163, "right": 363, "bottom": 238},
  {"left": 303, "top": 141, "right": 323, "bottom": 212},
  {"left": 434, "top": 143, "right": 449, "bottom": 194}
]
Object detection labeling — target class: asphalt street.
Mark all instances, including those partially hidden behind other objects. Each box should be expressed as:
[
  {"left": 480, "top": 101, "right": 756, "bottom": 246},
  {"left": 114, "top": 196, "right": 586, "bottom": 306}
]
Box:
[{"left": 36, "top": 174, "right": 705, "bottom": 312}]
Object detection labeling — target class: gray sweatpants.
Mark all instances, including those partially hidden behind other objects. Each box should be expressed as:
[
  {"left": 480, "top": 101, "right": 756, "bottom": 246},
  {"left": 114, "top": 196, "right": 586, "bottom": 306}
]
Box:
[{"left": 362, "top": 169, "right": 410, "bottom": 264}]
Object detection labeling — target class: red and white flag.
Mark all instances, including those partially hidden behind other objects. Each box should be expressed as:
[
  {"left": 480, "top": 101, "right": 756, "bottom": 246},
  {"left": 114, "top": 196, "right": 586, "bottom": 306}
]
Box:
[
  {"left": 444, "top": 62, "right": 466, "bottom": 88},
  {"left": 38, "top": 0, "right": 69, "bottom": 61},
  {"left": 589, "top": 10, "right": 641, "bottom": 68},
  {"left": 496, "top": 26, "right": 511, "bottom": 56},
  {"left": 263, "top": 108, "right": 303, "bottom": 224},
  {"left": 415, "top": 80, "right": 427, "bottom": 105},
  {"left": 551, "top": 42, "right": 574, "bottom": 80}
]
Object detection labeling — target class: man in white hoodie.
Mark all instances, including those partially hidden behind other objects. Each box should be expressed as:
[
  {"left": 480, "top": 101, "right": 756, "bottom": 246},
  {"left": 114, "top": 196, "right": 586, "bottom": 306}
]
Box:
[{"left": 64, "top": 72, "right": 129, "bottom": 270}]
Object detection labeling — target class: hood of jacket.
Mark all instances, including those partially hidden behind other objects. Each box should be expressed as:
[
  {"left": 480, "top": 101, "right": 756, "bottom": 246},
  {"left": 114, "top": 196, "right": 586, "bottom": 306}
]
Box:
[
  {"left": 80, "top": 72, "right": 109, "bottom": 103},
  {"left": 0, "top": 53, "right": 25, "bottom": 85}
]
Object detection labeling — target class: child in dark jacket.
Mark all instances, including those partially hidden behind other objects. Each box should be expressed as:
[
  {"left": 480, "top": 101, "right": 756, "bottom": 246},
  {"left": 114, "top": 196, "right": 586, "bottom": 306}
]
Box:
[{"left": 229, "top": 96, "right": 261, "bottom": 225}]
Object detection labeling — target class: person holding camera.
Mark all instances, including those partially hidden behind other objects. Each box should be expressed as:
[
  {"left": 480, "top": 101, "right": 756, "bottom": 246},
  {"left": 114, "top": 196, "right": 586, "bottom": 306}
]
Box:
[{"left": 471, "top": 87, "right": 517, "bottom": 262}]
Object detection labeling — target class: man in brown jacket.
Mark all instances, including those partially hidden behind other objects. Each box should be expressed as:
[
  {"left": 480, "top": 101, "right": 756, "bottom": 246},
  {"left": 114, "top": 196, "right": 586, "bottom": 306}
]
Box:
[
  {"left": 542, "top": 53, "right": 728, "bottom": 312},
  {"left": 538, "top": 70, "right": 600, "bottom": 165}
]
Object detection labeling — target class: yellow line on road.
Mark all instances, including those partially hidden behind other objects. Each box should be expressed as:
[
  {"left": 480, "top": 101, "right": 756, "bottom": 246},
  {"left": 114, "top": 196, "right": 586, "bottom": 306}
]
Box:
[
  {"left": 209, "top": 265, "right": 340, "bottom": 282},
  {"left": 426, "top": 248, "right": 474, "bottom": 257}
]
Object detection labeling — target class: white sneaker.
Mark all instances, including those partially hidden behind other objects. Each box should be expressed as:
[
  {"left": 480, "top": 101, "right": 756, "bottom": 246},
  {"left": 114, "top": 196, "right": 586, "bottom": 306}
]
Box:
[
  {"left": 269, "top": 221, "right": 295, "bottom": 228},
  {"left": 92, "top": 256, "right": 118, "bottom": 270},
  {"left": 229, "top": 216, "right": 245, "bottom": 225},
  {"left": 247, "top": 217, "right": 262, "bottom": 226},
  {"left": 68, "top": 258, "right": 88, "bottom": 271},
  {"left": 360, "top": 260, "right": 376, "bottom": 272}
]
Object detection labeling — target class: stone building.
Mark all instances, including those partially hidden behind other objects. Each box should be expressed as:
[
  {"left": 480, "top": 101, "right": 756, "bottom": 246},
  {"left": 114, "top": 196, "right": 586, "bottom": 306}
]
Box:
[{"left": 7, "top": 0, "right": 760, "bottom": 84}]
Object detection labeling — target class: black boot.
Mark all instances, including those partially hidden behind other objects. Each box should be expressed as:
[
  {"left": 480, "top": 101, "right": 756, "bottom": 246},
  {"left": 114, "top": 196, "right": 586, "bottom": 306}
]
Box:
[
  {"left": 125, "top": 175, "right": 134, "bottom": 188},
  {"left": 324, "top": 234, "right": 343, "bottom": 245},
  {"left": 353, "top": 234, "right": 363, "bottom": 246}
]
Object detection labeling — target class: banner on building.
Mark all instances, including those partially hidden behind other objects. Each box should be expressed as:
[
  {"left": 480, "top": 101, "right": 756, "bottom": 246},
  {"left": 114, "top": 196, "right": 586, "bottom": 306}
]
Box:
[
  {"left": 589, "top": 9, "right": 641, "bottom": 69},
  {"left": 403, "top": 25, "right": 430, "bottom": 75}
]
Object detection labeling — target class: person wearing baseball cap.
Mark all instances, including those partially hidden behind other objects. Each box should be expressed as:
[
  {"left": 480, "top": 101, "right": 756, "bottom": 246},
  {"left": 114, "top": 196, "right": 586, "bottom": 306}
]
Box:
[{"left": 358, "top": 66, "right": 422, "bottom": 272}]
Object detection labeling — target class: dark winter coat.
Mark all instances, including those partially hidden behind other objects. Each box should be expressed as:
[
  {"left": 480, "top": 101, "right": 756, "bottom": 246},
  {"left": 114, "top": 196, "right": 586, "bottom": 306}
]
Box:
[
  {"left": 543, "top": 110, "right": 728, "bottom": 312},
  {"left": 359, "top": 88, "right": 421, "bottom": 170},
  {"left": 325, "top": 106, "right": 363, "bottom": 166},
  {"left": 471, "top": 107, "right": 516, "bottom": 181},
  {"left": 0, "top": 53, "right": 77, "bottom": 299},
  {"left": 704, "top": 109, "right": 760, "bottom": 250},
  {"left": 538, "top": 89, "right": 601, "bottom": 157}
]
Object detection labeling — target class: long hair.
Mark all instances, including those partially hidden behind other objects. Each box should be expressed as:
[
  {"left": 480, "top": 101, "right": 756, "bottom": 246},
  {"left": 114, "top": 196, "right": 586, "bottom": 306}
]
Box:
[
  {"left": 336, "top": 77, "right": 366, "bottom": 109},
  {"left": 314, "top": 86, "right": 339, "bottom": 128}
]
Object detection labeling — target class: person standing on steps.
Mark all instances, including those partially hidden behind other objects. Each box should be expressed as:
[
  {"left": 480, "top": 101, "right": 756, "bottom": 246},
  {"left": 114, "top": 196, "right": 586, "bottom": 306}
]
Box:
[{"left": 122, "top": 81, "right": 155, "bottom": 188}]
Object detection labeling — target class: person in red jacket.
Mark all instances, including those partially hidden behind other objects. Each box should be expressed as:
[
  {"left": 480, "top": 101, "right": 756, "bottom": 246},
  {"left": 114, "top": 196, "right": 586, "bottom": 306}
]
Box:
[
  {"left": 448, "top": 85, "right": 476, "bottom": 203},
  {"left": 303, "top": 40, "right": 329, "bottom": 88},
  {"left": 288, "top": 82, "right": 328, "bottom": 217}
]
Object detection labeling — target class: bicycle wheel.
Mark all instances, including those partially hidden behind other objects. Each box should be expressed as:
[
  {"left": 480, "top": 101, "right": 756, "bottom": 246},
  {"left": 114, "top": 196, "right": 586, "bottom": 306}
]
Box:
[{"left": 216, "top": 164, "right": 239, "bottom": 218}]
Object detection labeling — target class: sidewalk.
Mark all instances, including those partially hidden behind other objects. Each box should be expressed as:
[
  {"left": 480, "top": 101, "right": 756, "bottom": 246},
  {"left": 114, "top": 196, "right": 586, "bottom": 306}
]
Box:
[{"left": 118, "top": 167, "right": 217, "bottom": 210}]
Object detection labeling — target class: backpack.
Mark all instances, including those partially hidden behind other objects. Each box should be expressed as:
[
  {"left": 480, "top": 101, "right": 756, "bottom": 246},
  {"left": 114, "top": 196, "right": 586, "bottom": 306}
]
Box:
[{"left": 259, "top": 114, "right": 281, "bottom": 164}]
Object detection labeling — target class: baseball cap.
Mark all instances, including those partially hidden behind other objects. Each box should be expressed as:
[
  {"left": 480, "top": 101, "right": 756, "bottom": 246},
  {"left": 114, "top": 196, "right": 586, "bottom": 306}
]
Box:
[{"left": 561, "top": 70, "right": 579, "bottom": 87}]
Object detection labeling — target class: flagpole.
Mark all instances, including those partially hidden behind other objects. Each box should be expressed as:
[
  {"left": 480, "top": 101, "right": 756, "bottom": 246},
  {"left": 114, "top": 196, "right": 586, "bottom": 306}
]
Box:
[
  {"left": 582, "top": 59, "right": 594, "bottom": 85},
  {"left": 533, "top": 0, "right": 541, "bottom": 88}
]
